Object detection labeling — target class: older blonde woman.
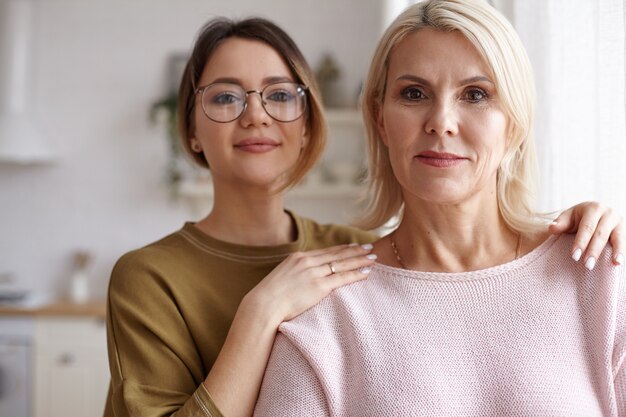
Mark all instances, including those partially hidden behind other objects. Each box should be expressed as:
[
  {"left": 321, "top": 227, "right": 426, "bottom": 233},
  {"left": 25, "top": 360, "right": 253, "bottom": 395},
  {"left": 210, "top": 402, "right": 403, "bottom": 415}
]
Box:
[{"left": 253, "top": 1, "right": 626, "bottom": 416}]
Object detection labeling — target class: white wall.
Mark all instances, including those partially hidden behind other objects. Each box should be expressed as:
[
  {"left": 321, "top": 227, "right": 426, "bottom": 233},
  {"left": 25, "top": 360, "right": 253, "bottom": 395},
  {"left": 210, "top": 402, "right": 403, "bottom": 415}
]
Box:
[
  {"left": 515, "top": 0, "right": 626, "bottom": 214},
  {"left": 0, "top": 0, "right": 380, "bottom": 298},
  {"left": 4, "top": 0, "right": 623, "bottom": 301}
]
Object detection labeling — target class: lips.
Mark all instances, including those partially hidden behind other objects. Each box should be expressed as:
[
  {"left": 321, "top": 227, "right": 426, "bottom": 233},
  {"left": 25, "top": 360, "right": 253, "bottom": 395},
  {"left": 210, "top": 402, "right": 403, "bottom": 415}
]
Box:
[
  {"left": 415, "top": 151, "right": 468, "bottom": 168},
  {"left": 234, "top": 137, "right": 281, "bottom": 153}
]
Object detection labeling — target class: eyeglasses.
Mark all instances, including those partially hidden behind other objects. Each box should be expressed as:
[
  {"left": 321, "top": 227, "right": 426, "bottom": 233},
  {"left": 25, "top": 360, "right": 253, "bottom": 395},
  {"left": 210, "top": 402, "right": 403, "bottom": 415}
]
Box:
[{"left": 195, "top": 81, "right": 308, "bottom": 123}]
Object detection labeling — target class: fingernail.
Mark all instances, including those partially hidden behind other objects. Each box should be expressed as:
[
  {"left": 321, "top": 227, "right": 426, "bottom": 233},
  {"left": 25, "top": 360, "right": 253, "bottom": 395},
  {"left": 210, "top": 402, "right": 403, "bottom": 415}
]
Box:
[
  {"left": 585, "top": 257, "right": 596, "bottom": 271},
  {"left": 361, "top": 243, "right": 374, "bottom": 250},
  {"left": 615, "top": 253, "right": 624, "bottom": 266},
  {"left": 572, "top": 248, "right": 582, "bottom": 262},
  {"left": 348, "top": 242, "right": 358, "bottom": 247},
  {"left": 359, "top": 267, "right": 372, "bottom": 274},
  {"left": 366, "top": 254, "right": 378, "bottom": 260},
  {"left": 550, "top": 220, "right": 558, "bottom": 225}
]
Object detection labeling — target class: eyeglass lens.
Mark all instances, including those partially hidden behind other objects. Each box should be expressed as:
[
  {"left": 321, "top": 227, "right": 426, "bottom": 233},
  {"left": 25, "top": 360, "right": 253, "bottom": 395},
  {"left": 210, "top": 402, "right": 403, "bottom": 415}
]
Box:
[{"left": 200, "top": 82, "right": 307, "bottom": 123}]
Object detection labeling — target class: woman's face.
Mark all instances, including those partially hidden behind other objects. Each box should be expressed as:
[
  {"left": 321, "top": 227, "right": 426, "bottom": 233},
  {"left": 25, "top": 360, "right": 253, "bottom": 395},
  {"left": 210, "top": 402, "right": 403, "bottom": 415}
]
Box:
[
  {"left": 378, "top": 28, "right": 509, "bottom": 206},
  {"left": 191, "top": 37, "right": 307, "bottom": 190}
]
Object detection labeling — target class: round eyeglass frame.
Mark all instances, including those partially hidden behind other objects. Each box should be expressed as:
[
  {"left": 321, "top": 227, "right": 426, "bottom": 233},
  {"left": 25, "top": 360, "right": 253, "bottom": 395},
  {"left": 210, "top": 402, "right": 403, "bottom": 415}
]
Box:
[{"left": 194, "top": 81, "right": 309, "bottom": 123}]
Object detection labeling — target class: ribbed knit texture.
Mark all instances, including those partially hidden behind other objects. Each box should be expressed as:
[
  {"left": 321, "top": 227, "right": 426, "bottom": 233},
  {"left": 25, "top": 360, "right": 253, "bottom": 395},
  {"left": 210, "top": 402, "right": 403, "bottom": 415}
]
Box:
[{"left": 255, "top": 235, "right": 626, "bottom": 417}]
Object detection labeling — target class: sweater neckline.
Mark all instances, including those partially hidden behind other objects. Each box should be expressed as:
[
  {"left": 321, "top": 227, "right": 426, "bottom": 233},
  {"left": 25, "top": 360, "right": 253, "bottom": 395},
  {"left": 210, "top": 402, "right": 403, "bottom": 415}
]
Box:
[
  {"left": 178, "top": 210, "right": 308, "bottom": 262},
  {"left": 374, "top": 234, "right": 560, "bottom": 282}
]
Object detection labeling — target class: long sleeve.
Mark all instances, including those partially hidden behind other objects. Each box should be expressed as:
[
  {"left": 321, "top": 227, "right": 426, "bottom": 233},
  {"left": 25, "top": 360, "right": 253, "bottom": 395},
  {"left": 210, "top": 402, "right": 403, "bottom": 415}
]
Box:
[
  {"left": 615, "top": 270, "right": 626, "bottom": 416},
  {"left": 105, "top": 253, "right": 223, "bottom": 417},
  {"left": 254, "top": 333, "right": 330, "bottom": 417},
  {"left": 616, "top": 356, "right": 626, "bottom": 416}
]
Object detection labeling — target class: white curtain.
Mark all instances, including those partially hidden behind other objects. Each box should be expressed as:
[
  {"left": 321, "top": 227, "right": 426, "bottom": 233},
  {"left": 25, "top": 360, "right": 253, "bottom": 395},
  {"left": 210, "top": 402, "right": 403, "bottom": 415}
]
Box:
[{"left": 515, "top": 0, "right": 626, "bottom": 214}]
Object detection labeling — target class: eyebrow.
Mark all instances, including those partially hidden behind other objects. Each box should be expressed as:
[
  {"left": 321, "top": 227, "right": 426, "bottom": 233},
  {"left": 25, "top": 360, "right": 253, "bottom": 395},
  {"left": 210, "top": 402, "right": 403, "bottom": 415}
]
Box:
[
  {"left": 395, "top": 74, "right": 494, "bottom": 87},
  {"left": 209, "top": 75, "right": 294, "bottom": 86}
]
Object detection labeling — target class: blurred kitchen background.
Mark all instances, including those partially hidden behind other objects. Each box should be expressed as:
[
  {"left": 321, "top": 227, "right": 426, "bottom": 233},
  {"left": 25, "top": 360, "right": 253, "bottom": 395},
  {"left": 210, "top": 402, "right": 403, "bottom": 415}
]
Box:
[
  {"left": 0, "top": 0, "right": 385, "bottom": 301},
  {"left": 0, "top": 0, "right": 624, "bottom": 416}
]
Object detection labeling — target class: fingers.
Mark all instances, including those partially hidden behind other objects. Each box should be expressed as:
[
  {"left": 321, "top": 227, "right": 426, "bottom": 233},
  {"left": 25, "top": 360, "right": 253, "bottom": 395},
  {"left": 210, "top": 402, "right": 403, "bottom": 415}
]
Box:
[
  {"left": 309, "top": 244, "right": 376, "bottom": 281},
  {"left": 609, "top": 219, "right": 625, "bottom": 266},
  {"left": 555, "top": 202, "right": 625, "bottom": 269},
  {"left": 278, "top": 243, "right": 375, "bottom": 290},
  {"left": 312, "top": 243, "right": 374, "bottom": 267},
  {"left": 325, "top": 266, "right": 375, "bottom": 290},
  {"left": 568, "top": 203, "right": 604, "bottom": 266},
  {"left": 269, "top": 243, "right": 377, "bottom": 322},
  {"left": 578, "top": 210, "right": 618, "bottom": 270},
  {"left": 321, "top": 252, "right": 377, "bottom": 277},
  {"left": 315, "top": 245, "right": 378, "bottom": 294},
  {"left": 549, "top": 207, "right": 579, "bottom": 235}
]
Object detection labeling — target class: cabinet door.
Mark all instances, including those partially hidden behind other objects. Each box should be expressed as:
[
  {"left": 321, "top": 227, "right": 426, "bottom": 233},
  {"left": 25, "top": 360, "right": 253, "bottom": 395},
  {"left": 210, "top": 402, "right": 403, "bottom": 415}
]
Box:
[
  {"left": 37, "top": 345, "right": 108, "bottom": 417},
  {"left": 34, "top": 318, "right": 109, "bottom": 417}
]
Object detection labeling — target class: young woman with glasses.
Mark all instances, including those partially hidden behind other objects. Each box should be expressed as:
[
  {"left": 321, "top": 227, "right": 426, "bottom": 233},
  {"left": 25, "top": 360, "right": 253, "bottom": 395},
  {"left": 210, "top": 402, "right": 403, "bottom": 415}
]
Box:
[{"left": 103, "top": 17, "right": 625, "bottom": 417}]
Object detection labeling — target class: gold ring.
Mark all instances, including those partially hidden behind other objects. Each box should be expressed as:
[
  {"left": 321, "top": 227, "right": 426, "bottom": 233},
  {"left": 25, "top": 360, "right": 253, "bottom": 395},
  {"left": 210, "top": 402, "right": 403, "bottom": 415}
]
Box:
[{"left": 328, "top": 262, "right": 337, "bottom": 275}]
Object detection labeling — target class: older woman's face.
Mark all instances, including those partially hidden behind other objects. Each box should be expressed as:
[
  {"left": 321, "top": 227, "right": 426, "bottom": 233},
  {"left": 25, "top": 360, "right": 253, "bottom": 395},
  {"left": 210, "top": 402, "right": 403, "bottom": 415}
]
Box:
[{"left": 378, "top": 28, "right": 509, "bottom": 206}]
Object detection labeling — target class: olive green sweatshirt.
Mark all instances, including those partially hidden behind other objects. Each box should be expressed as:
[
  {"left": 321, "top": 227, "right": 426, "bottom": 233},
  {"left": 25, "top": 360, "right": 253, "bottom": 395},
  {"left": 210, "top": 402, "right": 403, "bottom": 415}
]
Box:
[{"left": 104, "top": 212, "right": 376, "bottom": 417}]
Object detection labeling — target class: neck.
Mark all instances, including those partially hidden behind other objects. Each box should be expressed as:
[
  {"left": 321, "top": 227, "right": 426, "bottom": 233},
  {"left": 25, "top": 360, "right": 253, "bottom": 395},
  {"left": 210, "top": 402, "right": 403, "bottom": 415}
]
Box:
[
  {"left": 194, "top": 180, "right": 294, "bottom": 246},
  {"left": 393, "top": 194, "right": 520, "bottom": 272}
]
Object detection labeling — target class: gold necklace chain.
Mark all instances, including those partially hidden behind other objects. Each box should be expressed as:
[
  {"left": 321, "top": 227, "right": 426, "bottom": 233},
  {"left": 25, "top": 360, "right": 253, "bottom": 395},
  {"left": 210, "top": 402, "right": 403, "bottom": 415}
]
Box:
[
  {"left": 390, "top": 234, "right": 406, "bottom": 269},
  {"left": 389, "top": 231, "right": 522, "bottom": 269}
]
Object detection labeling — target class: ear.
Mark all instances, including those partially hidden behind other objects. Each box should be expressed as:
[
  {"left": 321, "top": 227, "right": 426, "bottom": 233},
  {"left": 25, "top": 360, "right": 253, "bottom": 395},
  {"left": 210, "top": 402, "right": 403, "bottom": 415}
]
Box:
[
  {"left": 376, "top": 105, "right": 389, "bottom": 147},
  {"left": 300, "top": 122, "right": 309, "bottom": 149},
  {"left": 189, "top": 137, "right": 203, "bottom": 153}
]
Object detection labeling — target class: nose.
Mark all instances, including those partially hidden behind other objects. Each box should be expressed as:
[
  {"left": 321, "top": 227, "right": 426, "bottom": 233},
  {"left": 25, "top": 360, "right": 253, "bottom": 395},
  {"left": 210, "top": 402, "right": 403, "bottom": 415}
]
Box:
[
  {"left": 424, "top": 98, "right": 458, "bottom": 137},
  {"left": 239, "top": 91, "right": 272, "bottom": 127}
]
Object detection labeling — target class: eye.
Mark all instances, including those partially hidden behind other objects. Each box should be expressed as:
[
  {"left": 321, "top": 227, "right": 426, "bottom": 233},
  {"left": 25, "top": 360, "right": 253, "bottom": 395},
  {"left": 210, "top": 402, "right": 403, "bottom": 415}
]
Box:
[
  {"left": 464, "top": 88, "right": 488, "bottom": 102},
  {"left": 266, "top": 89, "right": 295, "bottom": 103},
  {"left": 211, "top": 92, "right": 241, "bottom": 105},
  {"left": 400, "top": 86, "right": 426, "bottom": 101}
]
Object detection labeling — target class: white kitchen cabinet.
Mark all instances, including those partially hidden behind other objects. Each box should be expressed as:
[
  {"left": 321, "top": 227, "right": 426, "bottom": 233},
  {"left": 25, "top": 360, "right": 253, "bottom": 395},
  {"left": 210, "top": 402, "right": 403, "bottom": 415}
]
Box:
[{"left": 33, "top": 317, "right": 108, "bottom": 417}]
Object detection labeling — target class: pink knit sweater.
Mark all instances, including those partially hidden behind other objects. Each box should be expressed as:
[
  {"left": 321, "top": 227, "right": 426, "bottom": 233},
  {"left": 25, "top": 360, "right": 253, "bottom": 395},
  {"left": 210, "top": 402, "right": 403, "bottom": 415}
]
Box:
[{"left": 254, "top": 235, "right": 626, "bottom": 416}]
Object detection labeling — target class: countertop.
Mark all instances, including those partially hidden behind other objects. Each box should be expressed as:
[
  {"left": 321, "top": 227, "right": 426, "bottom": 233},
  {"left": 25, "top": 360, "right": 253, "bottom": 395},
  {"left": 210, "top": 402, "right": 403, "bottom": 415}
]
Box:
[{"left": 0, "top": 299, "right": 106, "bottom": 318}]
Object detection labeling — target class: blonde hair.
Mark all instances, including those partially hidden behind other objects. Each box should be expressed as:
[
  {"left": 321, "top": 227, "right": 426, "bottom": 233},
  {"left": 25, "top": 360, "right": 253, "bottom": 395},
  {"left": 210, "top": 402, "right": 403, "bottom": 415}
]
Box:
[
  {"left": 358, "top": 0, "right": 542, "bottom": 233},
  {"left": 178, "top": 18, "right": 326, "bottom": 190}
]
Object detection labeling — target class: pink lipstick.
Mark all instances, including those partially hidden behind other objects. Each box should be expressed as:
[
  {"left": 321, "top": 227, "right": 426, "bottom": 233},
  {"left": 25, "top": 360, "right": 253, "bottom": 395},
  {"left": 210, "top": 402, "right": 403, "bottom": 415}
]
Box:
[{"left": 416, "top": 151, "right": 467, "bottom": 168}]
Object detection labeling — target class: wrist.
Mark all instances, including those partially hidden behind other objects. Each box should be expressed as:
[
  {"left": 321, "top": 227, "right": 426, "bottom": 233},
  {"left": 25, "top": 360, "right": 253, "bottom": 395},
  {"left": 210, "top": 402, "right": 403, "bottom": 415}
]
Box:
[{"left": 238, "top": 290, "right": 284, "bottom": 331}]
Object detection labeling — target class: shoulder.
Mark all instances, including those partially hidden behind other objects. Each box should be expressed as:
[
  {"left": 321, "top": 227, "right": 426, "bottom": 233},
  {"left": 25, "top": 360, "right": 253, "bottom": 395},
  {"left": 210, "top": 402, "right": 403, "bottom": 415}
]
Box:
[
  {"left": 275, "top": 269, "right": 396, "bottom": 379},
  {"left": 279, "top": 267, "right": 389, "bottom": 342},
  {"left": 112, "top": 229, "right": 183, "bottom": 272},
  {"left": 106, "top": 229, "right": 207, "bottom": 336},
  {"left": 292, "top": 212, "right": 377, "bottom": 250},
  {"left": 538, "top": 234, "right": 621, "bottom": 278},
  {"left": 109, "top": 228, "right": 196, "bottom": 296},
  {"left": 533, "top": 234, "right": 626, "bottom": 345}
]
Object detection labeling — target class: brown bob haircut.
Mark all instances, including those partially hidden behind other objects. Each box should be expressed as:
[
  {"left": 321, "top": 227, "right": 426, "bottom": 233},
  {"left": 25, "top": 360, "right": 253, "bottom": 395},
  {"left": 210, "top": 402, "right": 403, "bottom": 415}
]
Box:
[{"left": 177, "top": 17, "right": 326, "bottom": 190}]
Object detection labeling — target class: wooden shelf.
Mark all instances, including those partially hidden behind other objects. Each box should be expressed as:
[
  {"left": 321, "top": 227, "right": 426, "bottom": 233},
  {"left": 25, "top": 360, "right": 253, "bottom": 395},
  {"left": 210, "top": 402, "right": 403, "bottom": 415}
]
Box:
[{"left": 0, "top": 299, "right": 106, "bottom": 319}]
